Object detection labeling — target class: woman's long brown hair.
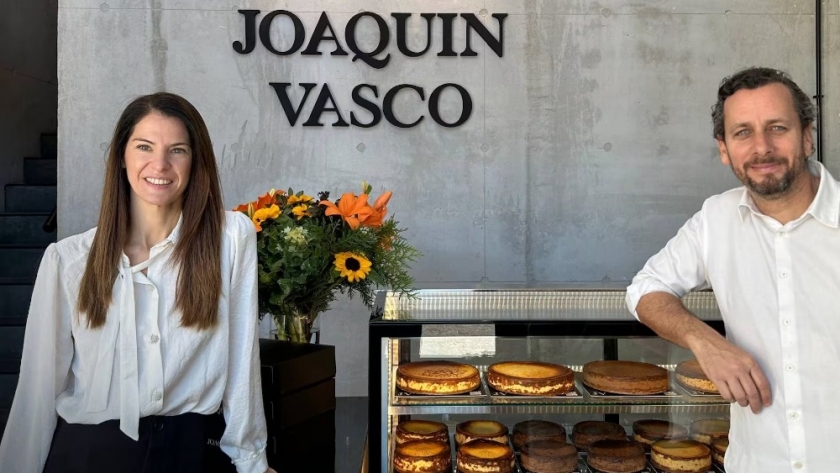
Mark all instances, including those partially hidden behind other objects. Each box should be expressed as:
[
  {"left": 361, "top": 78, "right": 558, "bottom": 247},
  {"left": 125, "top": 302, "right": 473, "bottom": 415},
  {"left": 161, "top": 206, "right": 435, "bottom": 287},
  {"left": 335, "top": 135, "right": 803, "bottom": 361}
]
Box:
[{"left": 77, "top": 93, "right": 223, "bottom": 330}]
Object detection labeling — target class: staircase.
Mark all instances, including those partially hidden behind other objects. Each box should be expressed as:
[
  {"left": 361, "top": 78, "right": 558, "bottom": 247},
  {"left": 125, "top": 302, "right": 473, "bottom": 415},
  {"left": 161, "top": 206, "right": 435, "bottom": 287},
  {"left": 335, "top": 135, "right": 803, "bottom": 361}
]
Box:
[{"left": 0, "top": 133, "right": 57, "bottom": 440}]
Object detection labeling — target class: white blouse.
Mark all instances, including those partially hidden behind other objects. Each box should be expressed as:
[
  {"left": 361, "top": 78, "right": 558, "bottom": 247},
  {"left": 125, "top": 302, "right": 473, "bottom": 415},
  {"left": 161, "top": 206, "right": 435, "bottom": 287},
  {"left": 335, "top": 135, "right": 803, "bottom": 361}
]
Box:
[{"left": 0, "top": 211, "right": 268, "bottom": 473}]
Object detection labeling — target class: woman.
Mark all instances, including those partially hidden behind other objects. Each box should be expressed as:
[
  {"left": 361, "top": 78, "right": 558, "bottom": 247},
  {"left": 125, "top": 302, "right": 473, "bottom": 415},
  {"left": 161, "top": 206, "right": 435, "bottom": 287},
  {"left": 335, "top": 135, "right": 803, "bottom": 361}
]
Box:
[{"left": 0, "top": 93, "right": 276, "bottom": 473}]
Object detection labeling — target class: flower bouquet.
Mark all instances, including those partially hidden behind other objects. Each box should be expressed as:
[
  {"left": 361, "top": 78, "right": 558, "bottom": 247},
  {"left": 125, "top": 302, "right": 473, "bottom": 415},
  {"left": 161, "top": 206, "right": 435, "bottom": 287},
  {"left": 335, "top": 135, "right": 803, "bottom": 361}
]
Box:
[{"left": 235, "top": 182, "right": 421, "bottom": 343}]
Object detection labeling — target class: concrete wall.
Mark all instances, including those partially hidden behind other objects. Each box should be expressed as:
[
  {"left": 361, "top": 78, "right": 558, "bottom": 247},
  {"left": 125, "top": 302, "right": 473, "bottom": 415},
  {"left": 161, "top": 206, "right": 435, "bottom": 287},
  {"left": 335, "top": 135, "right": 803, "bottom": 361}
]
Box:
[
  {"left": 1, "top": 0, "right": 58, "bottom": 209},
  {"left": 58, "top": 0, "right": 839, "bottom": 396}
]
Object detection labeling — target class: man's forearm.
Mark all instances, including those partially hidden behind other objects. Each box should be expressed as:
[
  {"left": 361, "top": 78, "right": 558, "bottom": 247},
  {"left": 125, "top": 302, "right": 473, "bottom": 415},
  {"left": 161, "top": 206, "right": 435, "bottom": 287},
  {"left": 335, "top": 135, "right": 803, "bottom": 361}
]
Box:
[{"left": 636, "top": 291, "right": 724, "bottom": 352}]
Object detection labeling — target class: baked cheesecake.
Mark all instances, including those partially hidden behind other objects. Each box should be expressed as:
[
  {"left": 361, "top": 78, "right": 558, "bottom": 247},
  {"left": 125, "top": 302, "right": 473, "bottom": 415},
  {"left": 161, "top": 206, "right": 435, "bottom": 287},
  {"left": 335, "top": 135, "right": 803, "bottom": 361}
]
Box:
[
  {"left": 520, "top": 440, "right": 578, "bottom": 473},
  {"left": 711, "top": 437, "right": 728, "bottom": 465},
  {"left": 396, "top": 360, "right": 480, "bottom": 395},
  {"left": 675, "top": 360, "right": 718, "bottom": 394},
  {"left": 457, "top": 439, "right": 515, "bottom": 473},
  {"left": 688, "top": 419, "right": 729, "bottom": 445},
  {"left": 586, "top": 439, "right": 646, "bottom": 473},
  {"left": 487, "top": 361, "right": 575, "bottom": 396},
  {"left": 582, "top": 360, "right": 669, "bottom": 395},
  {"left": 631, "top": 419, "right": 688, "bottom": 447},
  {"left": 396, "top": 420, "right": 449, "bottom": 445},
  {"left": 393, "top": 440, "right": 451, "bottom": 473},
  {"left": 571, "top": 421, "right": 626, "bottom": 450},
  {"left": 513, "top": 420, "right": 566, "bottom": 449},
  {"left": 455, "top": 420, "right": 509, "bottom": 446},
  {"left": 650, "top": 439, "right": 712, "bottom": 473}
]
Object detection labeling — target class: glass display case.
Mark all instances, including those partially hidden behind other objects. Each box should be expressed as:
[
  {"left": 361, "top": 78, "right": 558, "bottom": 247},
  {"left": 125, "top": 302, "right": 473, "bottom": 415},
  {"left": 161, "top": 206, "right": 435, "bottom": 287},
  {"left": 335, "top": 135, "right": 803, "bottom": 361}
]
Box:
[{"left": 368, "top": 289, "right": 728, "bottom": 473}]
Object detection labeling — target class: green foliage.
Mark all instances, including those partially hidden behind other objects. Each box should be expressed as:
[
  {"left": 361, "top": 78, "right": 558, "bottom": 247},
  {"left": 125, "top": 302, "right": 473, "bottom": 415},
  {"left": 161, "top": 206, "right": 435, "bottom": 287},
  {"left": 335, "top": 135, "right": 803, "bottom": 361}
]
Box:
[{"left": 239, "top": 187, "right": 422, "bottom": 325}]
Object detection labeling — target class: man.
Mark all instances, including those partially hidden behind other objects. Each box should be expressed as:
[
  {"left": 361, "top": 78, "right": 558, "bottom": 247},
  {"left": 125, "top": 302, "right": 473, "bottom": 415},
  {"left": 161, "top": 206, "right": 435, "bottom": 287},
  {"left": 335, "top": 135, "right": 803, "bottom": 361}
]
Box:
[{"left": 627, "top": 67, "right": 839, "bottom": 472}]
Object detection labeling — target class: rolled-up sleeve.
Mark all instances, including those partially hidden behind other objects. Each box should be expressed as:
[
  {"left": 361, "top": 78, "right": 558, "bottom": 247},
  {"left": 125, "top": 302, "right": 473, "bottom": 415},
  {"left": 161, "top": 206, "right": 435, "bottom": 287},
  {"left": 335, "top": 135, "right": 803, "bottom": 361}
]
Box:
[
  {"left": 0, "top": 244, "right": 73, "bottom": 472},
  {"left": 220, "top": 213, "right": 268, "bottom": 473},
  {"left": 626, "top": 208, "right": 709, "bottom": 319}
]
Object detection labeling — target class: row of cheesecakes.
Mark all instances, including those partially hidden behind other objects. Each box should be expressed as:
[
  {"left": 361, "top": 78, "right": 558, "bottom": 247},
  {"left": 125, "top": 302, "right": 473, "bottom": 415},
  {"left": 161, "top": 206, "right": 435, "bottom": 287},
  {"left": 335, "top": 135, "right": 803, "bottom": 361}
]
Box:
[
  {"left": 393, "top": 417, "right": 728, "bottom": 473},
  {"left": 394, "top": 420, "right": 514, "bottom": 473},
  {"left": 396, "top": 359, "right": 718, "bottom": 396}
]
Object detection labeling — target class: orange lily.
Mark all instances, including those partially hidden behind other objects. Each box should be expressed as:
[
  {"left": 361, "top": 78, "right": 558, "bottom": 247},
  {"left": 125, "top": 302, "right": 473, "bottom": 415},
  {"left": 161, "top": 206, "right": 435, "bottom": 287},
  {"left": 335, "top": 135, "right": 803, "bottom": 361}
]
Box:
[
  {"left": 234, "top": 189, "right": 284, "bottom": 218},
  {"left": 320, "top": 193, "right": 373, "bottom": 230},
  {"left": 360, "top": 190, "right": 392, "bottom": 228}
]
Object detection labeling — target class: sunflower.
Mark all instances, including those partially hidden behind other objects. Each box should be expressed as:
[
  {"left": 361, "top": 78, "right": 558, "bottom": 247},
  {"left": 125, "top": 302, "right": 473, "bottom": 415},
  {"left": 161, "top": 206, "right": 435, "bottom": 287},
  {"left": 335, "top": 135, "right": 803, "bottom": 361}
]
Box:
[{"left": 334, "top": 252, "right": 372, "bottom": 282}]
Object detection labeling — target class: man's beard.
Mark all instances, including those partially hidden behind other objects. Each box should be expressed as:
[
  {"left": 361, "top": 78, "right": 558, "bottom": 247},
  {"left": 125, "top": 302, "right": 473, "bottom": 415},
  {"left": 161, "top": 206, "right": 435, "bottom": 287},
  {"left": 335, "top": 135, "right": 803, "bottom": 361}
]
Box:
[{"left": 731, "top": 155, "right": 804, "bottom": 199}]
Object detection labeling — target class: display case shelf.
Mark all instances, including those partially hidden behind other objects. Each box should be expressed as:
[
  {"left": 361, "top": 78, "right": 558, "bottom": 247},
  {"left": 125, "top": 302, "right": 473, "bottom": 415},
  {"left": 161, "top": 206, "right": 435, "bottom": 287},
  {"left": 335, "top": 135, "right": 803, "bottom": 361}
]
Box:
[
  {"left": 387, "top": 403, "right": 730, "bottom": 416},
  {"left": 369, "top": 289, "right": 727, "bottom": 473}
]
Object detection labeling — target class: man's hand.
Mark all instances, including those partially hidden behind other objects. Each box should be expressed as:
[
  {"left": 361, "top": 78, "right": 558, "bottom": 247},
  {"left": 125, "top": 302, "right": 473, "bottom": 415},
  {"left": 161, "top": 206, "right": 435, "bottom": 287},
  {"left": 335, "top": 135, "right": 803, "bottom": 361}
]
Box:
[
  {"left": 688, "top": 334, "right": 772, "bottom": 413},
  {"left": 265, "top": 468, "right": 278, "bottom": 473},
  {"left": 636, "top": 292, "right": 772, "bottom": 413}
]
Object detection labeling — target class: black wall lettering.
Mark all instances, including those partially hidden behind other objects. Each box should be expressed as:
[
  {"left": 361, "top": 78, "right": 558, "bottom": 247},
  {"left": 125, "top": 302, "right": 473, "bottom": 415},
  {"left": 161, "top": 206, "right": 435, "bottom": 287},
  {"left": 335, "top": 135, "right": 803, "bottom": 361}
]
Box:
[
  {"left": 302, "top": 12, "right": 348, "bottom": 56},
  {"left": 461, "top": 13, "right": 507, "bottom": 57},
  {"left": 383, "top": 85, "right": 425, "bottom": 128},
  {"left": 269, "top": 82, "right": 318, "bottom": 126},
  {"left": 258, "top": 10, "right": 306, "bottom": 55},
  {"left": 303, "top": 84, "right": 350, "bottom": 127},
  {"left": 233, "top": 10, "right": 260, "bottom": 54},
  {"left": 345, "top": 12, "right": 391, "bottom": 69},
  {"left": 351, "top": 84, "right": 382, "bottom": 128},
  {"left": 428, "top": 83, "right": 472, "bottom": 127},
  {"left": 392, "top": 13, "right": 435, "bottom": 57}
]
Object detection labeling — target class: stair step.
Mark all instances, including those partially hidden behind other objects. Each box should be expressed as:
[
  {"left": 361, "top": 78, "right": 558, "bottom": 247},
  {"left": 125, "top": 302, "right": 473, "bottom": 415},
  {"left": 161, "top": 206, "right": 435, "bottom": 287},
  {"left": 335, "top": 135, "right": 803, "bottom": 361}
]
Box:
[
  {"left": 5, "top": 185, "right": 56, "bottom": 213},
  {"left": 0, "top": 359, "right": 20, "bottom": 375},
  {"left": 41, "top": 133, "right": 57, "bottom": 160},
  {"left": 0, "top": 407, "right": 8, "bottom": 439},
  {"left": 23, "top": 157, "right": 57, "bottom": 185},
  {"left": 0, "top": 328, "right": 24, "bottom": 360},
  {"left": 0, "top": 284, "right": 32, "bottom": 319},
  {"left": 0, "top": 215, "right": 56, "bottom": 246},
  {"left": 0, "top": 318, "right": 26, "bottom": 327},
  {"left": 0, "top": 375, "right": 17, "bottom": 408},
  {"left": 0, "top": 248, "right": 46, "bottom": 280}
]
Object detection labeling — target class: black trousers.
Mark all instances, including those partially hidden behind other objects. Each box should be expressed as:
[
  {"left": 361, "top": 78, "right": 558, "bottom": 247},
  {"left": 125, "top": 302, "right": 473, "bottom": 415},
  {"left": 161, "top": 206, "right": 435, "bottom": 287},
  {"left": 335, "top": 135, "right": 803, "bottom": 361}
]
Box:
[{"left": 43, "top": 414, "right": 208, "bottom": 473}]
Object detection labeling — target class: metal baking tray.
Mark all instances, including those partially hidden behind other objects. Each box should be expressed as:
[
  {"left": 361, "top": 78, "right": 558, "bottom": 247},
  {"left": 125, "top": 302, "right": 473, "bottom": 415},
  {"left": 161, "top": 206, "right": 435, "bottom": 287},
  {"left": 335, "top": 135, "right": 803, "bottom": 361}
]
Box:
[
  {"left": 391, "top": 366, "right": 489, "bottom": 403},
  {"left": 671, "top": 379, "right": 724, "bottom": 399},
  {"left": 482, "top": 371, "right": 586, "bottom": 404},
  {"left": 575, "top": 372, "right": 682, "bottom": 401}
]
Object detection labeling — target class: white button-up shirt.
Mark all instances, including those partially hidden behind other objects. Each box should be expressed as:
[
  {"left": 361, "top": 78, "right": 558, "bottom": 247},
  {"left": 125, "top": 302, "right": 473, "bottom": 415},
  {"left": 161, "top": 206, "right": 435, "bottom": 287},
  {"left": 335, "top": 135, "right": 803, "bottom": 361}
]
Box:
[
  {"left": 0, "top": 211, "right": 268, "bottom": 473},
  {"left": 627, "top": 160, "right": 840, "bottom": 472}
]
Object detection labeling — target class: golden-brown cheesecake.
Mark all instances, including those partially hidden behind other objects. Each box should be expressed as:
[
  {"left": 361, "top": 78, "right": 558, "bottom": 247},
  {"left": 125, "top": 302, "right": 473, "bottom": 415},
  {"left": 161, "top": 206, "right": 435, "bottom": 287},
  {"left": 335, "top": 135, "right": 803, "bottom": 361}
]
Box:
[
  {"left": 487, "top": 361, "right": 575, "bottom": 396},
  {"left": 396, "top": 420, "right": 449, "bottom": 445},
  {"left": 520, "top": 440, "right": 578, "bottom": 473},
  {"left": 396, "top": 361, "right": 480, "bottom": 395},
  {"left": 650, "top": 439, "right": 712, "bottom": 473},
  {"left": 457, "top": 439, "right": 515, "bottom": 473},
  {"left": 586, "top": 439, "right": 646, "bottom": 473},
  {"left": 711, "top": 437, "right": 728, "bottom": 465},
  {"left": 455, "top": 420, "right": 509, "bottom": 446},
  {"left": 571, "top": 421, "right": 627, "bottom": 450},
  {"left": 512, "top": 420, "right": 566, "bottom": 449},
  {"left": 393, "top": 440, "right": 451, "bottom": 473},
  {"left": 689, "top": 419, "right": 729, "bottom": 445},
  {"left": 582, "top": 360, "right": 669, "bottom": 395},
  {"left": 675, "top": 360, "right": 719, "bottom": 394},
  {"left": 631, "top": 419, "right": 688, "bottom": 447}
]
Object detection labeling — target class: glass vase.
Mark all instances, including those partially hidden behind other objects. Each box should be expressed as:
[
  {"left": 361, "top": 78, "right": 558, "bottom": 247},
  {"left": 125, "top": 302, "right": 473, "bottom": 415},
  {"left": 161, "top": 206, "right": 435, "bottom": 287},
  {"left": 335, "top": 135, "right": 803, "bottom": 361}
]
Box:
[{"left": 273, "top": 309, "right": 321, "bottom": 344}]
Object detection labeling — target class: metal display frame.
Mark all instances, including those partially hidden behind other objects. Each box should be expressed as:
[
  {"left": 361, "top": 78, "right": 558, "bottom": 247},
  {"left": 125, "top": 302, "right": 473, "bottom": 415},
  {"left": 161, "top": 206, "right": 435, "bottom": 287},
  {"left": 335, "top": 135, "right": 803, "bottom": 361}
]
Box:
[{"left": 367, "top": 289, "right": 726, "bottom": 473}]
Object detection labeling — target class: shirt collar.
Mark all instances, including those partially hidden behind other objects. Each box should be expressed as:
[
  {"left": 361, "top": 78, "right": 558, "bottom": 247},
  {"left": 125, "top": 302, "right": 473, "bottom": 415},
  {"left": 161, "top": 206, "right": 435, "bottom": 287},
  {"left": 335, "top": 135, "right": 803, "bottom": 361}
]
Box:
[
  {"left": 164, "top": 213, "right": 183, "bottom": 245},
  {"left": 737, "top": 160, "right": 840, "bottom": 228}
]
